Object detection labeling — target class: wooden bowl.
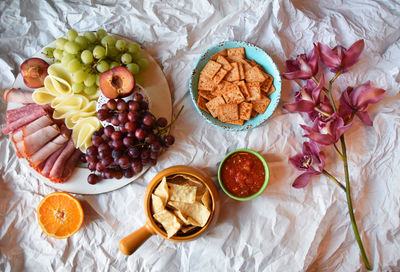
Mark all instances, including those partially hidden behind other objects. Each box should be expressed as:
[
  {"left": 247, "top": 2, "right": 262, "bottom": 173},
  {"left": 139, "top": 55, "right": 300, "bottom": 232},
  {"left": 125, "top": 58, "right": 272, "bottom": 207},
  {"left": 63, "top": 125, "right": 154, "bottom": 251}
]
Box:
[{"left": 119, "top": 165, "right": 220, "bottom": 255}]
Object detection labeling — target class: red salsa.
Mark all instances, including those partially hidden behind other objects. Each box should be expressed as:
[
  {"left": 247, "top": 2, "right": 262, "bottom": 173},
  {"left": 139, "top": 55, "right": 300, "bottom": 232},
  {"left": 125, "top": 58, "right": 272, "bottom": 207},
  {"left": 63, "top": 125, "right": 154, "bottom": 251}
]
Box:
[{"left": 220, "top": 152, "right": 265, "bottom": 198}]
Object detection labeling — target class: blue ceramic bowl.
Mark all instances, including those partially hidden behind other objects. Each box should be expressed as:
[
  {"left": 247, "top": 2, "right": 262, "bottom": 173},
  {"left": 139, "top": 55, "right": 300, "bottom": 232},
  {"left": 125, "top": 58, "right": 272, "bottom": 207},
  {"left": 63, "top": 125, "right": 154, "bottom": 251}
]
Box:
[{"left": 189, "top": 41, "right": 281, "bottom": 131}]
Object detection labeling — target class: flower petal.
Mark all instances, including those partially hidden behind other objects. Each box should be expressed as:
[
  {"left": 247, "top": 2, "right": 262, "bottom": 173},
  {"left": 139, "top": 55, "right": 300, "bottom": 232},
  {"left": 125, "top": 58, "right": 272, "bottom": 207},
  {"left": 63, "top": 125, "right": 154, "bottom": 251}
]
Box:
[
  {"left": 283, "top": 100, "right": 315, "bottom": 113},
  {"left": 292, "top": 172, "right": 314, "bottom": 188},
  {"left": 289, "top": 153, "right": 306, "bottom": 171},
  {"left": 343, "top": 39, "right": 364, "bottom": 70},
  {"left": 352, "top": 82, "right": 386, "bottom": 109},
  {"left": 308, "top": 44, "right": 320, "bottom": 75},
  {"left": 356, "top": 111, "right": 373, "bottom": 126},
  {"left": 282, "top": 70, "right": 312, "bottom": 80},
  {"left": 318, "top": 42, "right": 341, "bottom": 69}
]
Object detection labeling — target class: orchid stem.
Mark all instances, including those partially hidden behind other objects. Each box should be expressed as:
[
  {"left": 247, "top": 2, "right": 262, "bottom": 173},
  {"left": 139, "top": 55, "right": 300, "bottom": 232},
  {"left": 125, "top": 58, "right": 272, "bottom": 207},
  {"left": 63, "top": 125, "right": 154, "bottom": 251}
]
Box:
[
  {"left": 340, "top": 135, "right": 372, "bottom": 270},
  {"left": 314, "top": 107, "right": 331, "bottom": 117},
  {"left": 312, "top": 76, "right": 329, "bottom": 94},
  {"left": 322, "top": 170, "right": 346, "bottom": 192},
  {"left": 328, "top": 71, "right": 341, "bottom": 112},
  {"left": 333, "top": 143, "right": 344, "bottom": 160}
]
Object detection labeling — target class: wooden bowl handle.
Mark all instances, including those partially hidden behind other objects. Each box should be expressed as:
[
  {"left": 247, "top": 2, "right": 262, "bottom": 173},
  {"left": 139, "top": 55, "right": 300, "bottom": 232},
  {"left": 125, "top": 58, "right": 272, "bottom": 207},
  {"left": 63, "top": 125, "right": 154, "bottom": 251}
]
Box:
[{"left": 119, "top": 223, "right": 155, "bottom": 255}]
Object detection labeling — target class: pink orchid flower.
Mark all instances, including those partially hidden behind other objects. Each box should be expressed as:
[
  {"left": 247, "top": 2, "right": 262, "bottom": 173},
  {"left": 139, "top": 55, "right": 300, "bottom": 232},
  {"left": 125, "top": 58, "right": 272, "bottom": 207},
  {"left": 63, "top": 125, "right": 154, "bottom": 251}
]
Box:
[
  {"left": 289, "top": 141, "right": 325, "bottom": 188},
  {"left": 283, "top": 76, "right": 323, "bottom": 113},
  {"left": 283, "top": 75, "right": 334, "bottom": 121},
  {"left": 301, "top": 113, "right": 352, "bottom": 145},
  {"left": 318, "top": 39, "right": 364, "bottom": 73},
  {"left": 339, "top": 81, "right": 386, "bottom": 126},
  {"left": 283, "top": 44, "right": 319, "bottom": 80}
]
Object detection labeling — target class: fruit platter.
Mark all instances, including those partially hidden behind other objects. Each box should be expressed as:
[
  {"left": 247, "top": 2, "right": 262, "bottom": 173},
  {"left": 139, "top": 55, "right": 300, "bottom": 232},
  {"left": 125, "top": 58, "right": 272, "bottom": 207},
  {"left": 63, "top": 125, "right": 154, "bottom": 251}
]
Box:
[{"left": 3, "top": 29, "right": 176, "bottom": 194}]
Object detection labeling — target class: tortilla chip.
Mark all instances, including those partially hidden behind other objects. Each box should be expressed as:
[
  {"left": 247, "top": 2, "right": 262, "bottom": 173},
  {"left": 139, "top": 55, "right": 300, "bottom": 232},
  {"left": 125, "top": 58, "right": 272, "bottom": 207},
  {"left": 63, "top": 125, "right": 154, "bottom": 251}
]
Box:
[
  {"left": 152, "top": 194, "right": 165, "bottom": 214},
  {"left": 239, "top": 102, "right": 252, "bottom": 120},
  {"left": 181, "top": 225, "right": 199, "bottom": 233},
  {"left": 252, "top": 95, "right": 271, "bottom": 114},
  {"left": 173, "top": 210, "right": 201, "bottom": 226},
  {"left": 198, "top": 90, "right": 216, "bottom": 101},
  {"left": 169, "top": 183, "right": 197, "bottom": 203},
  {"left": 201, "top": 60, "right": 222, "bottom": 79},
  {"left": 215, "top": 55, "right": 233, "bottom": 71},
  {"left": 212, "top": 68, "right": 228, "bottom": 85},
  {"left": 245, "top": 65, "right": 267, "bottom": 82},
  {"left": 205, "top": 96, "right": 226, "bottom": 118},
  {"left": 197, "top": 96, "right": 209, "bottom": 113},
  {"left": 201, "top": 190, "right": 212, "bottom": 211},
  {"left": 210, "top": 49, "right": 227, "bottom": 60},
  {"left": 222, "top": 83, "right": 245, "bottom": 104},
  {"left": 227, "top": 47, "right": 245, "bottom": 61},
  {"left": 246, "top": 82, "right": 262, "bottom": 101},
  {"left": 225, "top": 62, "right": 240, "bottom": 82},
  {"left": 153, "top": 209, "right": 182, "bottom": 238},
  {"left": 154, "top": 177, "right": 169, "bottom": 206},
  {"left": 168, "top": 201, "right": 211, "bottom": 227},
  {"left": 217, "top": 103, "right": 239, "bottom": 122},
  {"left": 198, "top": 74, "right": 215, "bottom": 91}
]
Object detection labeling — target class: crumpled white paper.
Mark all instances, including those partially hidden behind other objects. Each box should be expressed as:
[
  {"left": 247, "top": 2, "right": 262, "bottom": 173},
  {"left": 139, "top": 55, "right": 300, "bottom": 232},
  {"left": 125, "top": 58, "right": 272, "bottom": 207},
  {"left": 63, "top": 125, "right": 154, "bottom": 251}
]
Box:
[{"left": 1, "top": 0, "right": 400, "bottom": 271}]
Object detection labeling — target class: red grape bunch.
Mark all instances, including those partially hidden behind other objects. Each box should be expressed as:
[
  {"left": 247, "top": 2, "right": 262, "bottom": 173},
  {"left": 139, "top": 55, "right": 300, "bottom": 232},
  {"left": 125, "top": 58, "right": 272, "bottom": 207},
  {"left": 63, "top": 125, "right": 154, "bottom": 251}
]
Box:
[{"left": 84, "top": 92, "right": 181, "bottom": 184}]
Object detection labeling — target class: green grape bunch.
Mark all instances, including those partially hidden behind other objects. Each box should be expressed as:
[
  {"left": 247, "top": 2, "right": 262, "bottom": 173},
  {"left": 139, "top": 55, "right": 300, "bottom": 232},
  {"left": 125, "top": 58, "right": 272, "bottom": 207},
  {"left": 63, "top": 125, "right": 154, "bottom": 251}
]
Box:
[{"left": 42, "top": 29, "right": 149, "bottom": 97}]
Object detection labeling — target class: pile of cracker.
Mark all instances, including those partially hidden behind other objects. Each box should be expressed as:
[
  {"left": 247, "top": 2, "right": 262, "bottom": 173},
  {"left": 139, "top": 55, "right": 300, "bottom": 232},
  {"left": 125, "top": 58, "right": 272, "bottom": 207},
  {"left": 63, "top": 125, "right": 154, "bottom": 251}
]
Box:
[{"left": 196, "top": 47, "right": 276, "bottom": 125}]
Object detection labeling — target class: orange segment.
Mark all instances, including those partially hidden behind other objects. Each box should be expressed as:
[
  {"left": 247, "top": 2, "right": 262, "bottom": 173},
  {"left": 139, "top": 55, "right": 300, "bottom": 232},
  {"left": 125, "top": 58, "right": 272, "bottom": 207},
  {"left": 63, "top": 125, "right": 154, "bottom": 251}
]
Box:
[{"left": 37, "top": 192, "right": 84, "bottom": 239}]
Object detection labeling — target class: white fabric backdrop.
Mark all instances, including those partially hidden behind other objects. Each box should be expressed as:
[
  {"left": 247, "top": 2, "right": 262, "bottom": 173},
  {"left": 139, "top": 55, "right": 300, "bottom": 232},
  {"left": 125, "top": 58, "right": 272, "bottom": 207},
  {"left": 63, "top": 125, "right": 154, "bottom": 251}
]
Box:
[{"left": 0, "top": 0, "right": 399, "bottom": 271}]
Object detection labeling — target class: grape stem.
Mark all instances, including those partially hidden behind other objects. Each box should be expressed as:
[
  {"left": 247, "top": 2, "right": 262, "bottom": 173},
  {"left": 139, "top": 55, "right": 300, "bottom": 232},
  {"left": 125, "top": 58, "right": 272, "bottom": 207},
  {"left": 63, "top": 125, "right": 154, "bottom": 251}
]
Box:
[{"left": 159, "top": 105, "right": 184, "bottom": 135}]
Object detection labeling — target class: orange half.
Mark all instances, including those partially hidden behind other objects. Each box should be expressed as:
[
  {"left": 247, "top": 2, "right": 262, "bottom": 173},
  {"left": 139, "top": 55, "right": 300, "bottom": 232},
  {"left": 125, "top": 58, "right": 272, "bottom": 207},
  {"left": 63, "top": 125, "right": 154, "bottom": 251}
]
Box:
[{"left": 37, "top": 192, "right": 84, "bottom": 239}]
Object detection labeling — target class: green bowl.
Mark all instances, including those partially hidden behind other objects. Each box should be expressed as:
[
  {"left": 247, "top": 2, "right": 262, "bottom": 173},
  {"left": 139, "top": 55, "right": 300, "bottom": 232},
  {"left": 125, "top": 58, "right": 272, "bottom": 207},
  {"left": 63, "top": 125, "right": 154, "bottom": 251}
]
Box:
[{"left": 218, "top": 149, "right": 269, "bottom": 201}]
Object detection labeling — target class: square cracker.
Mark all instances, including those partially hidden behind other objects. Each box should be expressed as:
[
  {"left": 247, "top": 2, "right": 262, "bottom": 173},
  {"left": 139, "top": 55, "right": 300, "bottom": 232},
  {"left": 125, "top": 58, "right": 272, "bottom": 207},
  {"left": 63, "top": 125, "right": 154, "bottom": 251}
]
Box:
[
  {"left": 227, "top": 47, "right": 245, "bottom": 61},
  {"left": 217, "top": 103, "right": 239, "bottom": 122},
  {"left": 252, "top": 95, "right": 271, "bottom": 114},
  {"left": 216, "top": 56, "right": 233, "bottom": 71},
  {"left": 239, "top": 59, "right": 253, "bottom": 72},
  {"left": 236, "top": 80, "right": 250, "bottom": 98},
  {"left": 198, "top": 90, "right": 215, "bottom": 101},
  {"left": 251, "top": 109, "right": 258, "bottom": 117},
  {"left": 222, "top": 83, "right": 245, "bottom": 104},
  {"left": 226, "top": 119, "right": 244, "bottom": 126},
  {"left": 211, "top": 49, "right": 227, "bottom": 60},
  {"left": 201, "top": 60, "right": 222, "bottom": 79},
  {"left": 239, "top": 102, "right": 253, "bottom": 120},
  {"left": 260, "top": 73, "right": 273, "bottom": 94},
  {"left": 205, "top": 96, "right": 225, "bottom": 118},
  {"left": 266, "top": 85, "right": 276, "bottom": 96},
  {"left": 225, "top": 62, "right": 240, "bottom": 82},
  {"left": 213, "top": 68, "right": 228, "bottom": 85},
  {"left": 238, "top": 62, "right": 245, "bottom": 80},
  {"left": 197, "top": 96, "right": 209, "bottom": 113},
  {"left": 198, "top": 74, "right": 215, "bottom": 91},
  {"left": 246, "top": 82, "right": 262, "bottom": 101},
  {"left": 212, "top": 81, "right": 227, "bottom": 96},
  {"left": 245, "top": 65, "right": 267, "bottom": 82}
]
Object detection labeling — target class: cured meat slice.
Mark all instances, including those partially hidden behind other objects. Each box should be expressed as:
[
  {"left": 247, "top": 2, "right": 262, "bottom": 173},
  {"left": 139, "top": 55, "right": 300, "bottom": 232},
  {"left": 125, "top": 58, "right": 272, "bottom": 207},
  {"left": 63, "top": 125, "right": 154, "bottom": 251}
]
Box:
[
  {"left": 41, "top": 144, "right": 66, "bottom": 177},
  {"left": 6, "top": 103, "right": 42, "bottom": 123},
  {"left": 3, "top": 88, "right": 34, "bottom": 104},
  {"left": 49, "top": 139, "right": 75, "bottom": 182},
  {"left": 12, "top": 115, "right": 52, "bottom": 143},
  {"left": 61, "top": 149, "right": 82, "bottom": 181},
  {"left": 23, "top": 124, "right": 59, "bottom": 156},
  {"left": 28, "top": 126, "right": 71, "bottom": 167},
  {"left": 2, "top": 106, "right": 48, "bottom": 134}
]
